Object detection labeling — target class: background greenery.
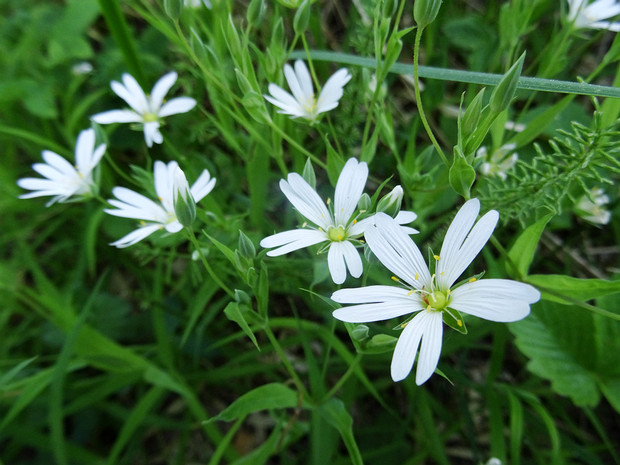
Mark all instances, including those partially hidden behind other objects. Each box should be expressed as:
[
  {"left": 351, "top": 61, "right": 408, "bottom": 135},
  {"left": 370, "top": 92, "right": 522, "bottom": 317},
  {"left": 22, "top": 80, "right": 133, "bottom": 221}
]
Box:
[{"left": 1, "top": 0, "right": 619, "bottom": 463}]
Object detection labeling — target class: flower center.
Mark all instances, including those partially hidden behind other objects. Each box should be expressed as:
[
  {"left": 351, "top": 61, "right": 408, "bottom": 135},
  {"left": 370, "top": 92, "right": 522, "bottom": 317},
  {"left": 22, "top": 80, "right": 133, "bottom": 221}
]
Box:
[
  {"left": 143, "top": 112, "right": 159, "bottom": 122},
  {"left": 327, "top": 225, "right": 347, "bottom": 242},
  {"left": 426, "top": 290, "right": 449, "bottom": 312}
]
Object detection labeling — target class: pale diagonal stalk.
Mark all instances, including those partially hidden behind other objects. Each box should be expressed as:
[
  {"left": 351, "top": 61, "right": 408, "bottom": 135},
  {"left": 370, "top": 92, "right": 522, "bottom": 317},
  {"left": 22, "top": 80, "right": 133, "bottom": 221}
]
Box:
[
  {"left": 413, "top": 25, "right": 448, "bottom": 166},
  {"left": 263, "top": 323, "right": 311, "bottom": 400},
  {"left": 320, "top": 353, "right": 362, "bottom": 404},
  {"left": 186, "top": 230, "right": 235, "bottom": 298}
]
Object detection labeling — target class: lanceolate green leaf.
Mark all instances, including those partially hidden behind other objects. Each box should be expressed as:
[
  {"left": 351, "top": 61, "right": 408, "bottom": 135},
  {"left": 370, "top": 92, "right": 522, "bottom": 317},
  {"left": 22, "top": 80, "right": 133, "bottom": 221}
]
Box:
[
  {"left": 526, "top": 275, "right": 620, "bottom": 304},
  {"left": 209, "top": 383, "right": 304, "bottom": 422},
  {"left": 292, "top": 50, "right": 620, "bottom": 98},
  {"left": 506, "top": 214, "right": 553, "bottom": 279}
]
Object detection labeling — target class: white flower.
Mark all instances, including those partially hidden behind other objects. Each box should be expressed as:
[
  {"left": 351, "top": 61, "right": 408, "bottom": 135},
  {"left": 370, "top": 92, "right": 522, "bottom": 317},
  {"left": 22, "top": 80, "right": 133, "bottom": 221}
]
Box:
[
  {"left": 260, "top": 158, "right": 417, "bottom": 284},
  {"left": 567, "top": 0, "right": 620, "bottom": 31},
  {"left": 331, "top": 200, "right": 540, "bottom": 385},
  {"left": 264, "top": 60, "right": 352, "bottom": 121},
  {"left": 105, "top": 161, "right": 215, "bottom": 247},
  {"left": 476, "top": 143, "right": 518, "bottom": 180},
  {"left": 92, "top": 72, "right": 196, "bottom": 147},
  {"left": 17, "top": 129, "right": 106, "bottom": 206},
  {"left": 576, "top": 187, "right": 611, "bottom": 224}
]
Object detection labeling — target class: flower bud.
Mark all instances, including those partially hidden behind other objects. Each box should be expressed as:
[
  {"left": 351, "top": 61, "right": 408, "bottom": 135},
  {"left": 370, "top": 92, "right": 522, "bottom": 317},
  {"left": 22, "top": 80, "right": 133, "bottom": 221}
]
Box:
[
  {"left": 238, "top": 230, "right": 257, "bottom": 259},
  {"left": 490, "top": 52, "right": 525, "bottom": 115},
  {"left": 351, "top": 324, "right": 370, "bottom": 341},
  {"left": 164, "top": 0, "right": 183, "bottom": 20},
  {"left": 376, "top": 186, "right": 404, "bottom": 217},
  {"left": 173, "top": 167, "right": 196, "bottom": 228},
  {"left": 358, "top": 193, "right": 371, "bottom": 212},
  {"left": 414, "top": 0, "right": 442, "bottom": 29}
]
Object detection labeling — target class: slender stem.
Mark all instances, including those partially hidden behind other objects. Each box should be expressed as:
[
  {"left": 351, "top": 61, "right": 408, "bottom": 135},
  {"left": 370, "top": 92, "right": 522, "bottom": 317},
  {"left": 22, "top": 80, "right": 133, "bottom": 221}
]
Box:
[
  {"left": 320, "top": 354, "right": 362, "bottom": 403},
  {"left": 186, "top": 230, "right": 235, "bottom": 298},
  {"left": 413, "top": 26, "right": 448, "bottom": 166},
  {"left": 268, "top": 122, "right": 327, "bottom": 170},
  {"left": 263, "top": 324, "right": 310, "bottom": 399}
]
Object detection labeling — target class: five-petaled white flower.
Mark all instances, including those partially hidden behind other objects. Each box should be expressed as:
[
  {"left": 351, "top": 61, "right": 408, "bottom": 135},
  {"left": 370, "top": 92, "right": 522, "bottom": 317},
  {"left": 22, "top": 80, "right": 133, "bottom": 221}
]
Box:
[
  {"left": 92, "top": 72, "right": 197, "bottom": 147},
  {"left": 17, "top": 128, "right": 106, "bottom": 206},
  {"left": 476, "top": 143, "right": 518, "bottom": 181},
  {"left": 575, "top": 187, "right": 611, "bottom": 224},
  {"left": 264, "top": 60, "right": 352, "bottom": 121},
  {"left": 260, "top": 158, "right": 417, "bottom": 285},
  {"left": 105, "top": 160, "right": 215, "bottom": 248},
  {"left": 331, "top": 200, "right": 540, "bottom": 385},
  {"left": 567, "top": 0, "right": 620, "bottom": 31}
]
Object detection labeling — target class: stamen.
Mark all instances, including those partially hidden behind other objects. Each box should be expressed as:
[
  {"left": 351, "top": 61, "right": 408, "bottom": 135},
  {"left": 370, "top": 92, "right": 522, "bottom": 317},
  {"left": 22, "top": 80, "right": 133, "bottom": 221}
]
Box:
[
  {"left": 391, "top": 276, "right": 399, "bottom": 282},
  {"left": 433, "top": 254, "right": 441, "bottom": 260},
  {"left": 414, "top": 273, "right": 419, "bottom": 280},
  {"left": 469, "top": 277, "right": 477, "bottom": 283},
  {"left": 457, "top": 319, "right": 463, "bottom": 327},
  {"left": 301, "top": 222, "right": 308, "bottom": 228}
]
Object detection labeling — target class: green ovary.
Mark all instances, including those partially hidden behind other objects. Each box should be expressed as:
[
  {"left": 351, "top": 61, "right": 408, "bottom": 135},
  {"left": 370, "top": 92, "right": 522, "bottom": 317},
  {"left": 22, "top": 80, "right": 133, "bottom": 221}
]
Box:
[
  {"left": 327, "top": 226, "right": 347, "bottom": 242},
  {"left": 143, "top": 112, "right": 158, "bottom": 122},
  {"left": 427, "top": 290, "right": 449, "bottom": 311}
]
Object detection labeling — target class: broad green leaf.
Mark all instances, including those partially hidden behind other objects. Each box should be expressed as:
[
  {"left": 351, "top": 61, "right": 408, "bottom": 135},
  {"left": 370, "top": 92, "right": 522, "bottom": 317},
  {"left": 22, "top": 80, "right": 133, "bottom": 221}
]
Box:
[
  {"left": 526, "top": 274, "right": 620, "bottom": 304},
  {"left": 317, "top": 398, "right": 364, "bottom": 465},
  {"left": 510, "top": 300, "right": 600, "bottom": 407},
  {"left": 506, "top": 214, "right": 553, "bottom": 279},
  {"left": 224, "top": 302, "right": 261, "bottom": 350},
  {"left": 209, "top": 383, "right": 303, "bottom": 422}
]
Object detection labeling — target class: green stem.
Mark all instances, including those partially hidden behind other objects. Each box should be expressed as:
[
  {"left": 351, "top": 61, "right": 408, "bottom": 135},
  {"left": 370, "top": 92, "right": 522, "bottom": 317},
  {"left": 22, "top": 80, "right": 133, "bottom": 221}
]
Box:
[
  {"left": 268, "top": 122, "right": 326, "bottom": 171},
  {"left": 413, "top": 26, "right": 448, "bottom": 166},
  {"left": 187, "top": 230, "right": 235, "bottom": 298},
  {"left": 263, "top": 324, "right": 310, "bottom": 400},
  {"left": 320, "top": 354, "right": 362, "bottom": 403}
]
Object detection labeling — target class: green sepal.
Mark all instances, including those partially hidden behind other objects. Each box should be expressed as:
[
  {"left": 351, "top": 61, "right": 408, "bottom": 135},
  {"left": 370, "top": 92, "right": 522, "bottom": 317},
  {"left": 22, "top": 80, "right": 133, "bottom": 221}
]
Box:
[
  {"left": 449, "top": 145, "right": 476, "bottom": 199},
  {"left": 443, "top": 307, "right": 468, "bottom": 334}
]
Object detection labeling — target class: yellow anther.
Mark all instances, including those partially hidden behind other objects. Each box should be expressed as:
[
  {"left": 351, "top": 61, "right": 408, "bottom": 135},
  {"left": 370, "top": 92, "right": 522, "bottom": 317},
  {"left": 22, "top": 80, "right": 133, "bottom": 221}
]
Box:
[
  {"left": 301, "top": 222, "right": 308, "bottom": 228},
  {"left": 469, "top": 277, "right": 477, "bottom": 283},
  {"left": 352, "top": 219, "right": 357, "bottom": 224},
  {"left": 326, "top": 198, "right": 331, "bottom": 205},
  {"left": 400, "top": 321, "right": 409, "bottom": 329},
  {"left": 457, "top": 319, "right": 463, "bottom": 327},
  {"left": 440, "top": 271, "right": 445, "bottom": 276},
  {"left": 433, "top": 254, "right": 441, "bottom": 260},
  {"left": 318, "top": 227, "right": 323, "bottom": 232},
  {"left": 446, "top": 289, "right": 451, "bottom": 296},
  {"left": 391, "top": 276, "right": 399, "bottom": 282},
  {"left": 140, "top": 220, "right": 146, "bottom": 226},
  {"left": 407, "top": 290, "right": 414, "bottom": 296},
  {"left": 414, "top": 273, "right": 419, "bottom": 280}
]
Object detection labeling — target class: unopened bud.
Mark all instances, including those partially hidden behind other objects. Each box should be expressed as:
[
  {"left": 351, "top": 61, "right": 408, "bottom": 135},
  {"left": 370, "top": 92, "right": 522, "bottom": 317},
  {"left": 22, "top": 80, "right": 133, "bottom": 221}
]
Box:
[
  {"left": 414, "top": 0, "right": 442, "bottom": 29},
  {"left": 376, "top": 186, "right": 404, "bottom": 217},
  {"left": 173, "top": 167, "right": 196, "bottom": 228},
  {"left": 490, "top": 52, "right": 525, "bottom": 115}
]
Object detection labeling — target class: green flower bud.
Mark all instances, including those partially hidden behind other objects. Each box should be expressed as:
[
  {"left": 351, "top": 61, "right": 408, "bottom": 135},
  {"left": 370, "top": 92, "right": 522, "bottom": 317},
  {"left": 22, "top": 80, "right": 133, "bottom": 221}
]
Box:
[
  {"left": 376, "top": 185, "right": 404, "bottom": 217},
  {"left": 302, "top": 158, "right": 316, "bottom": 189},
  {"left": 351, "top": 324, "right": 370, "bottom": 341},
  {"left": 238, "top": 230, "right": 256, "bottom": 259},
  {"left": 173, "top": 167, "right": 196, "bottom": 228},
  {"left": 247, "top": 0, "right": 267, "bottom": 25},
  {"left": 164, "top": 0, "right": 183, "bottom": 20},
  {"left": 414, "top": 0, "right": 442, "bottom": 29},
  {"left": 449, "top": 146, "right": 476, "bottom": 199},
  {"left": 490, "top": 52, "right": 525, "bottom": 115},
  {"left": 358, "top": 193, "right": 371, "bottom": 212},
  {"left": 293, "top": 0, "right": 311, "bottom": 35}
]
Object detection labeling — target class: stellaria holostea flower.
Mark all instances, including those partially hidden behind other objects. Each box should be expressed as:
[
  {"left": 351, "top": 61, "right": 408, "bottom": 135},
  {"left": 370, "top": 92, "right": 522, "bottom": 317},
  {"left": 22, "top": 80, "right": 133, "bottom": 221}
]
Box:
[
  {"left": 17, "top": 128, "right": 106, "bottom": 206},
  {"left": 264, "top": 60, "right": 352, "bottom": 121},
  {"left": 476, "top": 143, "right": 518, "bottom": 180},
  {"left": 92, "top": 72, "right": 196, "bottom": 147},
  {"left": 331, "top": 200, "right": 540, "bottom": 384},
  {"left": 105, "top": 160, "right": 215, "bottom": 247},
  {"left": 567, "top": 0, "right": 620, "bottom": 31},
  {"left": 575, "top": 187, "right": 611, "bottom": 224},
  {"left": 260, "top": 158, "right": 417, "bottom": 284}
]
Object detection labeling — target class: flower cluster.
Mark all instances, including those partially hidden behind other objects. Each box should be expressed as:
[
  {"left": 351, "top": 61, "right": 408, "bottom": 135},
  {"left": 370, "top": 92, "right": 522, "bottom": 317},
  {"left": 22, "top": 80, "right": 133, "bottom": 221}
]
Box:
[{"left": 260, "top": 158, "right": 417, "bottom": 284}]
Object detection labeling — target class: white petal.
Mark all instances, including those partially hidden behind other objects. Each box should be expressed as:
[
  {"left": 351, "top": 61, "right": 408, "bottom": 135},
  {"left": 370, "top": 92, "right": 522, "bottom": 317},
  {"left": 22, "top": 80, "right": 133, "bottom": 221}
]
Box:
[
  {"left": 366, "top": 213, "right": 432, "bottom": 288},
  {"left": 110, "top": 224, "right": 162, "bottom": 248},
  {"left": 190, "top": 170, "right": 216, "bottom": 202},
  {"left": 159, "top": 97, "right": 196, "bottom": 117},
  {"left": 332, "top": 285, "right": 415, "bottom": 303},
  {"left": 283, "top": 62, "right": 307, "bottom": 105},
  {"left": 154, "top": 161, "right": 176, "bottom": 213},
  {"left": 41, "top": 150, "right": 77, "bottom": 177},
  {"left": 334, "top": 158, "right": 368, "bottom": 226},
  {"left": 74, "top": 129, "right": 95, "bottom": 171},
  {"left": 143, "top": 122, "right": 163, "bottom": 147},
  {"left": 333, "top": 301, "right": 421, "bottom": 323},
  {"left": 294, "top": 60, "right": 314, "bottom": 102},
  {"left": 120, "top": 73, "right": 149, "bottom": 113},
  {"left": 106, "top": 186, "right": 167, "bottom": 222},
  {"left": 264, "top": 84, "right": 305, "bottom": 116},
  {"left": 394, "top": 210, "right": 417, "bottom": 224},
  {"left": 437, "top": 199, "right": 499, "bottom": 289},
  {"left": 340, "top": 240, "right": 363, "bottom": 278},
  {"left": 316, "top": 68, "right": 352, "bottom": 113},
  {"left": 260, "top": 229, "right": 326, "bottom": 256},
  {"left": 391, "top": 311, "right": 443, "bottom": 384},
  {"left": 92, "top": 109, "right": 143, "bottom": 124},
  {"left": 327, "top": 242, "right": 347, "bottom": 284},
  {"left": 150, "top": 71, "right": 177, "bottom": 111},
  {"left": 280, "top": 174, "right": 332, "bottom": 229},
  {"left": 449, "top": 279, "right": 540, "bottom": 322}
]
